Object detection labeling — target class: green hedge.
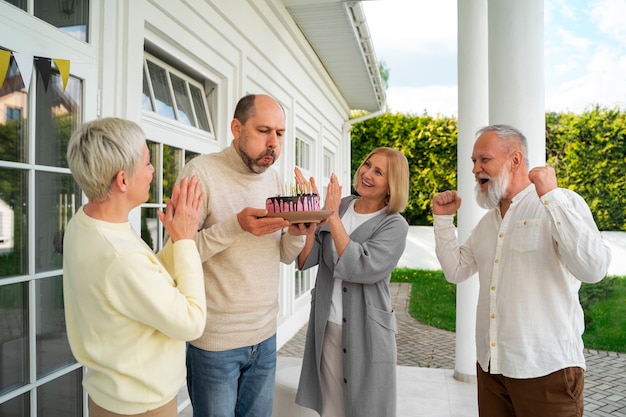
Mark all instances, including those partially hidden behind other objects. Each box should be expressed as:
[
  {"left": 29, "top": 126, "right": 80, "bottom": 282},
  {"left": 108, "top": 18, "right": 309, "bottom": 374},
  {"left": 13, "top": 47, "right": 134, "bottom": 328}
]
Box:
[
  {"left": 545, "top": 107, "right": 626, "bottom": 231},
  {"left": 350, "top": 113, "right": 457, "bottom": 225},
  {"left": 350, "top": 106, "right": 626, "bottom": 231}
]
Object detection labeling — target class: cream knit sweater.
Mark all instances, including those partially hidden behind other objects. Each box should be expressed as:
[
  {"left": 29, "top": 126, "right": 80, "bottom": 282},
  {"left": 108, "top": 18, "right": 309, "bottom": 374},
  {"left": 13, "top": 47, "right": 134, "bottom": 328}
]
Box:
[
  {"left": 180, "top": 144, "right": 305, "bottom": 351},
  {"left": 63, "top": 208, "right": 206, "bottom": 414}
]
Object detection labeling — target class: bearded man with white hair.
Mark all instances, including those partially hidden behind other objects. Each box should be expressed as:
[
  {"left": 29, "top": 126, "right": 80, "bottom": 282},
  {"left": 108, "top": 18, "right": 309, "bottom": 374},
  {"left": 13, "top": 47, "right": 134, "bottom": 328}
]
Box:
[{"left": 432, "top": 124, "right": 611, "bottom": 417}]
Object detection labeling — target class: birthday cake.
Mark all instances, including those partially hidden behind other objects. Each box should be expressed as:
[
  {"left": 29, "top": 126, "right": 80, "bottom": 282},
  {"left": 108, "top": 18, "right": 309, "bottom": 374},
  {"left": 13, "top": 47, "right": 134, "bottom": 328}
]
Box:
[{"left": 266, "top": 193, "right": 320, "bottom": 214}]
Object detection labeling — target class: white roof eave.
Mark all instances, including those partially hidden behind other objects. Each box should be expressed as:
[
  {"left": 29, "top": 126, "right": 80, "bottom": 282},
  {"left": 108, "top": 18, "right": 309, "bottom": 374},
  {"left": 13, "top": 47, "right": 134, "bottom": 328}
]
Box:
[{"left": 284, "top": 0, "right": 386, "bottom": 112}]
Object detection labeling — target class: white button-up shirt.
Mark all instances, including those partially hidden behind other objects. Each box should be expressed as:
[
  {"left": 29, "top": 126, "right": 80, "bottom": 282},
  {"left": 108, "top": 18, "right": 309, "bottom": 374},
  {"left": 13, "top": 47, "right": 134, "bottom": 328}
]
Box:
[{"left": 434, "top": 184, "right": 611, "bottom": 378}]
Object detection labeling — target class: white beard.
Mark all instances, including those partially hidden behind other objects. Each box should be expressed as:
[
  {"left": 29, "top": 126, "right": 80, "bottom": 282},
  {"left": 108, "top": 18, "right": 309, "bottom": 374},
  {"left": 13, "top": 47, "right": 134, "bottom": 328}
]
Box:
[{"left": 475, "top": 168, "right": 510, "bottom": 209}]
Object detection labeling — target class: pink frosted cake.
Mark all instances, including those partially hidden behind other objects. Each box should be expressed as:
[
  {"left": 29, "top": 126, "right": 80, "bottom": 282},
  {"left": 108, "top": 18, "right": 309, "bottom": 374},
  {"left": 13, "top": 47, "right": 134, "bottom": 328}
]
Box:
[{"left": 266, "top": 193, "right": 320, "bottom": 214}]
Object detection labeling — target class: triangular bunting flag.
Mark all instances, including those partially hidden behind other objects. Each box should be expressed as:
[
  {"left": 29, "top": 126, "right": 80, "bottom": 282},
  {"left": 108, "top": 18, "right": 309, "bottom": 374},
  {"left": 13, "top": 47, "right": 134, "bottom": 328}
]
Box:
[
  {"left": 35, "top": 57, "right": 52, "bottom": 92},
  {"left": 54, "top": 58, "right": 70, "bottom": 91},
  {"left": 13, "top": 52, "right": 34, "bottom": 93},
  {"left": 0, "top": 50, "right": 11, "bottom": 89}
]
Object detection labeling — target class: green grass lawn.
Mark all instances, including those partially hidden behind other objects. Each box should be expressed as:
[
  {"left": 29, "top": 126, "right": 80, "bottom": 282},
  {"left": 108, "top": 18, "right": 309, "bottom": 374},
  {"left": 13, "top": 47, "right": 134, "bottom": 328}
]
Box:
[
  {"left": 391, "top": 268, "right": 626, "bottom": 353},
  {"left": 580, "top": 276, "right": 626, "bottom": 352}
]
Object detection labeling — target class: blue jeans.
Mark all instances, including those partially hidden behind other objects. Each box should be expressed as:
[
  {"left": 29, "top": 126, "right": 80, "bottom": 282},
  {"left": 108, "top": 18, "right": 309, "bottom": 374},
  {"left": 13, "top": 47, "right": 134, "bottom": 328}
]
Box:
[{"left": 186, "top": 335, "right": 277, "bottom": 417}]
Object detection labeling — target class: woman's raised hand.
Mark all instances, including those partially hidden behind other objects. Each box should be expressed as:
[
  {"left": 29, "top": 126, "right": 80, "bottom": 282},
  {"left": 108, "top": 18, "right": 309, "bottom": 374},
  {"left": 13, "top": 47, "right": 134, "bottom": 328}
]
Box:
[
  {"left": 158, "top": 175, "right": 205, "bottom": 242},
  {"left": 324, "top": 173, "right": 342, "bottom": 213}
]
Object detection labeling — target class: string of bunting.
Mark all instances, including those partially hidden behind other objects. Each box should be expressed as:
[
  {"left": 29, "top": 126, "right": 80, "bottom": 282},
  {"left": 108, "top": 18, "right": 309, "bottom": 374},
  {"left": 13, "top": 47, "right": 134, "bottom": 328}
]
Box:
[{"left": 0, "top": 49, "right": 70, "bottom": 93}]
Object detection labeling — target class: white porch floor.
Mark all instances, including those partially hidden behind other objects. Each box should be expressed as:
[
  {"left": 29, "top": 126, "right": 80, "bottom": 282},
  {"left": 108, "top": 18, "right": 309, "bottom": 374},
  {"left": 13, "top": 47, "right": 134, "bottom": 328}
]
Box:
[{"left": 178, "top": 356, "right": 478, "bottom": 417}]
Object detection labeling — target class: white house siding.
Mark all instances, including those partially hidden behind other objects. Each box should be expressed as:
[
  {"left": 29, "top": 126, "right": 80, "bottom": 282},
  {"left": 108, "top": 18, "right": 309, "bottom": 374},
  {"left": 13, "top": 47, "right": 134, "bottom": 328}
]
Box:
[{"left": 123, "top": 0, "right": 353, "bottom": 346}]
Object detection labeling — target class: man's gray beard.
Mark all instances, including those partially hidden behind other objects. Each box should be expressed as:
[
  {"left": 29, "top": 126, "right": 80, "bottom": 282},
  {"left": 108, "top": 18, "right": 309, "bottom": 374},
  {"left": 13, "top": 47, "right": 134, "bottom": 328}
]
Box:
[
  {"left": 475, "top": 169, "right": 510, "bottom": 209},
  {"left": 240, "top": 150, "right": 269, "bottom": 174}
]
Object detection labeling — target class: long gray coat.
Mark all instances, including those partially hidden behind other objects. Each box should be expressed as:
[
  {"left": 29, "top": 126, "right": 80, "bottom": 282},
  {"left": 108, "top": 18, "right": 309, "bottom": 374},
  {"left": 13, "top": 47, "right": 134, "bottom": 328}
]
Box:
[{"left": 295, "top": 195, "right": 409, "bottom": 417}]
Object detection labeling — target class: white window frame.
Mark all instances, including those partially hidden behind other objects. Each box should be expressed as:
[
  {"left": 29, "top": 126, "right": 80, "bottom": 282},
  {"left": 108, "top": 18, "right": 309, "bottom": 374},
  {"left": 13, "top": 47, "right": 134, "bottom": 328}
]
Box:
[
  {"left": 295, "top": 136, "right": 311, "bottom": 171},
  {"left": 142, "top": 52, "right": 216, "bottom": 140}
]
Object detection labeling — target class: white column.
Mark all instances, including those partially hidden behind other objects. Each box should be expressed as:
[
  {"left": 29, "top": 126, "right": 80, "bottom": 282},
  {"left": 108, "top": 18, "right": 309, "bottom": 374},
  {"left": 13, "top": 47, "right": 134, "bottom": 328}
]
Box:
[
  {"left": 453, "top": 0, "right": 545, "bottom": 382},
  {"left": 488, "top": 0, "right": 546, "bottom": 167},
  {"left": 455, "top": 0, "right": 488, "bottom": 383}
]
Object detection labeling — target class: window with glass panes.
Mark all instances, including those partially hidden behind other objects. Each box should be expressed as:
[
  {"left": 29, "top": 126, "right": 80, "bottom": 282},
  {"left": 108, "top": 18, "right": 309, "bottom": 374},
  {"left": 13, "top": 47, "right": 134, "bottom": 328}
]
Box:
[
  {"left": 0, "top": 48, "right": 84, "bottom": 417},
  {"left": 295, "top": 137, "right": 310, "bottom": 171},
  {"left": 142, "top": 53, "right": 214, "bottom": 136},
  {"left": 140, "top": 50, "right": 212, "bottom": 251},
  {"left": 295, "top": 148, "right": 335, "bottom": 298},
  {"left": 323, "top": 148, "right": 334, "bottom": 198},
  {"left": 294, "top": 136, "right": 314, "bottom": 298},
  {"left": 3, "top": 0, "right": 89, "bottom": 42},
  {"left": 141, "top": 142, "right": 200, "bottom": 251}
]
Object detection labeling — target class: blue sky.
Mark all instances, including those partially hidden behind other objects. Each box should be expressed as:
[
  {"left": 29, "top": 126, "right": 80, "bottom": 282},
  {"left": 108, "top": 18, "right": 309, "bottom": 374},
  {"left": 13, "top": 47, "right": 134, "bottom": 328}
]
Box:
[{"left": 362, "top": 0, "right": 626, "bottom": 116}]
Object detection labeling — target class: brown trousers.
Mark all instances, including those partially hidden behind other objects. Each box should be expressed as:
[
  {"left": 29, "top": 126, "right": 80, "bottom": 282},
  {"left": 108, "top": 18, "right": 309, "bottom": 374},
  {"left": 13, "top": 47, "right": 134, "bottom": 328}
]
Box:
[
  {"left": 477, "top": 363, "right": 584, "bottom": 417},
  {"left": 88, "top": 396, "right": 177, "bottom": 417}
]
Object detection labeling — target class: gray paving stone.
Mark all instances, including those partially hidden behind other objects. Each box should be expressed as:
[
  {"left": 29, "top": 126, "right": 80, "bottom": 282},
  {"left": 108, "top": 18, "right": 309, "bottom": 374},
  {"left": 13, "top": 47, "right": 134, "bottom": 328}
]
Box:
[{"left": 278, "top": 283, "right": 626, "bottom": 417}]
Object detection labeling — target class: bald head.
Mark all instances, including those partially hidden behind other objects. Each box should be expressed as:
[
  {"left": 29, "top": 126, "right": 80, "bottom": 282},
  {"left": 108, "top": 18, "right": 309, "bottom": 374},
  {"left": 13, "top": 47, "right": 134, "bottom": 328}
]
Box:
[{"left": 231, "top": 94, "right": 286, "bottom": 173}]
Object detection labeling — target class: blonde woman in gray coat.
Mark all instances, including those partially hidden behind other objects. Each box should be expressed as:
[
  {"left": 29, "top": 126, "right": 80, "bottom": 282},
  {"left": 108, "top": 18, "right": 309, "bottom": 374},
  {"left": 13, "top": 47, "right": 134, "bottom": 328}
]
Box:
[{"left": 294, "top": 147, "right": 410, "bottom": 417}]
